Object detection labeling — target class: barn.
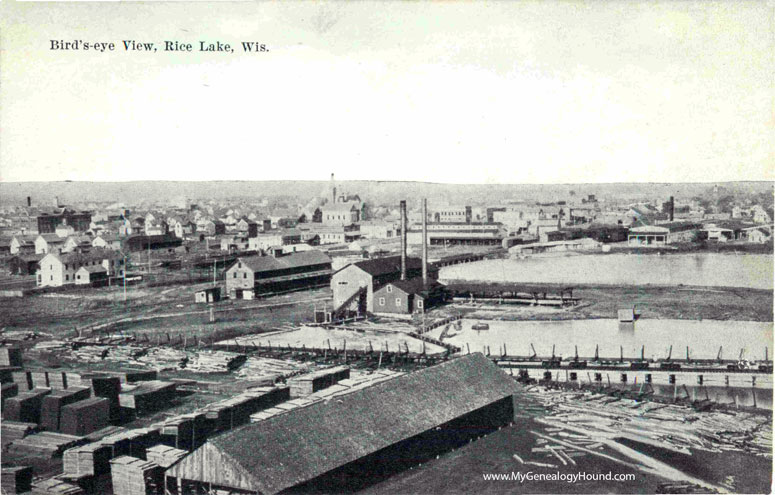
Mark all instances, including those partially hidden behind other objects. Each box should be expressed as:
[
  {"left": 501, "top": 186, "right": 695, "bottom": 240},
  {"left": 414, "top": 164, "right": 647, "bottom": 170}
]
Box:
[{"left": 165, "top": 353, "right": 517, "bottom": 494}]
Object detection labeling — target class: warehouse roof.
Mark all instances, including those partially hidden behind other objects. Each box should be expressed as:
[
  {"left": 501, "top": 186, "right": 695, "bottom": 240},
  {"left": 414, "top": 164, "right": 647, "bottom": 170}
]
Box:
[
  {"left": 351, "top": 255, "right": 423, "bottom": 277},
  {"left": 167, "top": 353, "right": 516, "bottom": 494},
  {"left": 230, "top": 250, "right": 332, "bottom": 273}
]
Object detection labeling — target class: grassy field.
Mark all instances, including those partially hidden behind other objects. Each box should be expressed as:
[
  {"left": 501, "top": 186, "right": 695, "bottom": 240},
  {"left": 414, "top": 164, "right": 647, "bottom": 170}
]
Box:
[{"left": 0, "top": 282, "right": 331, "bottom": 342}]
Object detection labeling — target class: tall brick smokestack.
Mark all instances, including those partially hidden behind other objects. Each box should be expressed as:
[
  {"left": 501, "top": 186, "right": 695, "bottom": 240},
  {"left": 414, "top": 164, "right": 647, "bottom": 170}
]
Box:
[
  {"left": 422, "top": 199, "right": 428, "bottom": 284},
  {"left": 26, "top": 196, "right": 31, "bottom": 207},
  {"left": 670, "top": 196, "right": 675, "bottom": 222},
  {"left": 400, "top": 200, "right": 407, "bottom": 281}
]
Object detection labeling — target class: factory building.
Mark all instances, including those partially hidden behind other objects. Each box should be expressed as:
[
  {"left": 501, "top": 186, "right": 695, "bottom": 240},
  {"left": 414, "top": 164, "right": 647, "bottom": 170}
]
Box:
[
  {"left": 165, "top": 353, "right": 517, "bottom": 494},
  {"left": 331, "top": 256, "right": 433, "bottom": 313}
]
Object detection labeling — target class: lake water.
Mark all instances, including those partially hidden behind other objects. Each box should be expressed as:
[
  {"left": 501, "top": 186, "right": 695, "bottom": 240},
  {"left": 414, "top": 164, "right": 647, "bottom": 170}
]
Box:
[
  {"left": 430, "top": 319, "right": 773, "bottom": 361},
  {"left": 439, "top": 253, "right": 774, "bottom": 290}
]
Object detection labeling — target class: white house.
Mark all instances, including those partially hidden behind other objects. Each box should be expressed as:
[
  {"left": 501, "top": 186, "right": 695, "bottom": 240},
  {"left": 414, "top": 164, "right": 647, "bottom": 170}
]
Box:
[
  {"left": 37, "top": 250, "right": 124, "bottom": 287},
  {"left": 35, "top": 234, "right": 65, "bottom": 254}
]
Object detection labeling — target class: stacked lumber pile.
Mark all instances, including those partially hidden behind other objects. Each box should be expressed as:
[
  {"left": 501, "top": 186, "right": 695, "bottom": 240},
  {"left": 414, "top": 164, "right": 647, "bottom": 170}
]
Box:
[
  {"left": 60, "top": 398, "right": 110, "bottom": 436},
  {"left": 183, "top": 350, "right": 247, "bottom": 373},
  {"left": 109, "top": 456, "right": 164, "bottom": 495},
  {"left": 63, "top": 442, "right": 113, "bottom": 477},
  {"left": 67, "top": 345, "right": 147, "bottom": 364},
  {"left": 40, "top": 387, "right": 91, "bottom": 431},
  {"left": 233, "top": 356, "right": 311, "bottom": 382},
  {"left": 11, "top": 370, "right": 32, "bottom": 391},
  {"left": 118, "top": 381, "right": 177, "bottom": 417},
  {"left": 2, "top": 381, "right": 19, "bottom": 407},
  {"left": 288, "top": 366, "right": 350, "bottom": 397},
  {"left": 145, "top": 444, "right": 188, "bottom": 468},
  {"left": 158, "top": 416, "right": 194, "bottom": 452},
  {"left": 135, "top": 347, "right": 188, "bottom": 370},
  {"left": 29, "top": 370, "right": 50, "bottom": 389},
  {"left": 199, "top": 386, "right": 290, "bottom": 432},
  {"left": 80, "top": 374, "right": 121, "bottom": 421},
  {"left": 2, "top": 421, "right": 39, "bottom": 447},
  {"left": 3, "top": 389, "right": 51, "bottom": 423},
  {"left": 30, "top": 477, "right": 85, "bottom": 495},
  {"left": 47, "top": 371, "right": 68, "bottom": 390},
  {"left": 82, "top": 425, "right": 125, "bottom": 443},
  {"left": 0, "top": 346, "right": 23, "bottom": 366},
  {"left": 33, "top": 340, "right": 70, "bottom": 353},
  {"left": 528, "top": 387, "right": 773, "bottom": 459},
  {"left": 104, "top": 369, "right": 158, "bottom": 384},
  {"left": 7, "top": 431, "right": 86, "bottom": 458},
  {"left": 98, "top": 428, "right": 160, "bottom": 459},
  {"left": 1, "top": 465, "right": 33, "bottom": 494}
]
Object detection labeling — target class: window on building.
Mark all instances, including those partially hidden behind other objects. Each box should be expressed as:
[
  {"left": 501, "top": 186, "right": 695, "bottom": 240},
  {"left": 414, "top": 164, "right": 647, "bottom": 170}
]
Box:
[
  {"left": 378, "top": 297, "right": 385, "bottom": 306},
  {"left": 417, "top": 300, "right": 423, "bottom": 308},
  {"left": 65, "top": 275, "right": 69, "bottom": 281},
  {"left": 387, "top": 285, "right": 393, "bottom": 293},
  {"left": 395, "top": 298, "right": 401, "bottom": 307},
  {"left": 243, "top": 273, "right": 247, "bottom": 279},
  {"left": 77, "top": 275, "right": 81, "bottom": 280},
  {"left": 50, "top": 275, "right": 53, "bottom": 281},
  {"left": 233, "top": 273, "right": 237, "bottom": 278}
]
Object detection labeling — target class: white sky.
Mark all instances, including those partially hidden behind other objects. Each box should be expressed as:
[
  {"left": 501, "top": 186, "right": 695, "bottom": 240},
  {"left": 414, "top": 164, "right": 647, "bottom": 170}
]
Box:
[{"left": 0, "top": 1, "right": 772, "bottom": 184}]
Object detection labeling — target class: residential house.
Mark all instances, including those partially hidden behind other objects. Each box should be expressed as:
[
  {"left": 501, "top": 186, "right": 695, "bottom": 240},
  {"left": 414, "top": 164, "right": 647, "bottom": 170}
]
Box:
[
  {"left": 10, "top": 235, "right": 36, "bottom": 255},
  {"left": 145, "top": 221, "right": 169, "bottom": 236},
  {"left": 61, "top": 235, "right": 93, "bottom": 253},
  {"left": 34, "top": 234, "right": 66, "bottom": 254},
  {"left": 36, "top": 249, "right": 124, "bottom": 287},
  {"left": 236, "top": 218, "right": 259, "bottom": 238},
  {"left": 92, "top": 235, "right": 123, "bottom": 251}
]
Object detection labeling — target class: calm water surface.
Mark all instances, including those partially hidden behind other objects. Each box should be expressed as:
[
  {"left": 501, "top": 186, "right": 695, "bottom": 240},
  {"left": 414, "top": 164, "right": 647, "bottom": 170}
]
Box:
[
  {"left": 439, "top": 253, "right": 773, "bottom": 290},
  {"left": 433, "top": 319, "right": 773, "bottom": 361}
]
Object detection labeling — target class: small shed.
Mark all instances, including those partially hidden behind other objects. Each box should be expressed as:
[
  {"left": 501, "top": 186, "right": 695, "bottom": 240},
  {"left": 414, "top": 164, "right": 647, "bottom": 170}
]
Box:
[
  {"left": 194, "top": 287, "right": 221, "bottom": 304},
  {"left": 75, "top": 265, "right": 108, "bottom": 286}
]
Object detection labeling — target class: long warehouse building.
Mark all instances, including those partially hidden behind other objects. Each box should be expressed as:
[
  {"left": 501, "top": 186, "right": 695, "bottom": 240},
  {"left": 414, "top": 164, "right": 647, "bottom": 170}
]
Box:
[{"left": 166, "top": 353, "right": 518, "bottom": 494}]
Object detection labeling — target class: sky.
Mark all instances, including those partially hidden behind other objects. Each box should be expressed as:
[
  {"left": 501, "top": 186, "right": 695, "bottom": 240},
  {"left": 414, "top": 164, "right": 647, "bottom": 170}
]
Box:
[{"left": 0, "top": 1, "right": 772, "bottom": 184}]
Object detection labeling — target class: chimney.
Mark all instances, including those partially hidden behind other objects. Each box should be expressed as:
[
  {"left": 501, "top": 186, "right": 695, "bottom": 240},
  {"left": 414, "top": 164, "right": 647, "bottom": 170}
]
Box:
[
  {"left": 669, "top": 196, "right": 675, "bottom": 222},
  {"left": 422, "top": 199, "right": 428, "bottom": 285},
  {"left": 26, "top": 196, "right": 31, "bottom": 207},
  {"left": 400, "top": 200, "right": 407, "bottom": 281},
  {"left": 331, "top": 174, "right": 336, "bottom": 204}
]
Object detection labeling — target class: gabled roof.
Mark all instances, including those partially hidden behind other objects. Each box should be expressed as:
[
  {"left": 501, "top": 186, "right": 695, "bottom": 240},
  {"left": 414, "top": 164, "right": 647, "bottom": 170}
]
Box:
[
  {"left": 231, "top": 250, "right": 332, "bottom": 273},
  {"left": 351, "top": 255, "right": 423, "bottom": 277},
  {"left": 78, "top": 265, "right": 108, "bottom": 274},
  {"left": 43, "top": 248, "right": 121, "bottom": 264},
  {"left": 168, "top": 354, "right": 516, "bottom": 494},
  {"left": 38, "top": 234, "right": 64, "bottom": 243}
]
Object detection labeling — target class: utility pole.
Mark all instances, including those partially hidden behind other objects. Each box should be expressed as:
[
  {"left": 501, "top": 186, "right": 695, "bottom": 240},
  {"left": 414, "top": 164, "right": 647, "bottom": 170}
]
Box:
[
  {"left": 213, "top": 259, "right": 217, "bottom": 286},
  {"left": 123, "top": 254, "right": 127, "bottom": 302}
]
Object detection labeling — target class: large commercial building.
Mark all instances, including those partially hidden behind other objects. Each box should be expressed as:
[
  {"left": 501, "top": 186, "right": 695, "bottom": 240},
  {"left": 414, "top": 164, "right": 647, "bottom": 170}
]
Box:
[{"left": 37, "top": 208, "right": 92, "bottom": 234}]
